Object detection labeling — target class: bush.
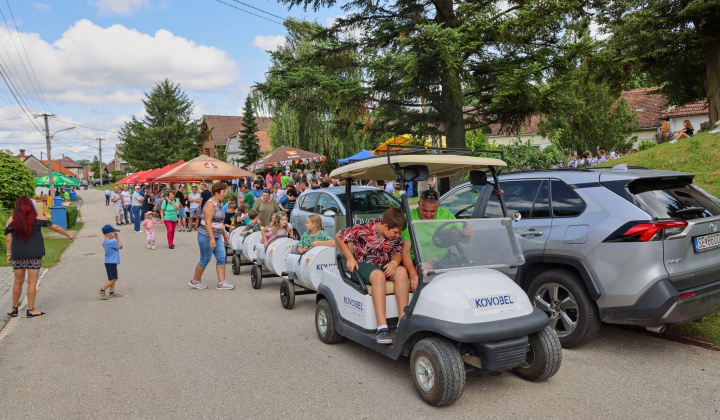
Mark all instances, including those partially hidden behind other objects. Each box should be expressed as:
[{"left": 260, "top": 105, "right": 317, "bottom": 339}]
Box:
[
  {"left": 0, "top": 204, "right": 8, "bottom": 255},
  {"left": 0, "top": 149, "right": 35, "bottom": 209},
  {"left": 638, "top": 140, "right": 657, "bottom": 151},
  {"left": 66, "top": 206, "right": 79, "bottom": 229}
]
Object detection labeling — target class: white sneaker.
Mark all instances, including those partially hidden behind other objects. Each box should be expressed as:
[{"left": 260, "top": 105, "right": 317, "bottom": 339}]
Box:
[
  {"left": 217, "top": 281, "right": 235, "bottom": 290},
  {"left": 152, "top": 245, "right": 155, "bottom": 250},
  {"left": 669, "top": 140, "right": 677, "bottom": 144},
  {"left": 147, "top": 244, "right": 151, "bottom": 249},
  {"left": 189, "top": 280, "right": 208, "bottom": 290}
]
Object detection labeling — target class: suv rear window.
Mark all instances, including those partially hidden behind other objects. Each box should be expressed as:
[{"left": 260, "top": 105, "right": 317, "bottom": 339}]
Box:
[
  {"left": 337, "top": 190, "right": 400, "bottom": 213},
  {"left": 628, "top": 178, "right": 720, "bottom": 220}
]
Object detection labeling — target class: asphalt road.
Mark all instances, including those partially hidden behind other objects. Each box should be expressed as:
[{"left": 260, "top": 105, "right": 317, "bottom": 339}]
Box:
[{"left": 0, "top": 189, "right": 719, "bottom": 419}]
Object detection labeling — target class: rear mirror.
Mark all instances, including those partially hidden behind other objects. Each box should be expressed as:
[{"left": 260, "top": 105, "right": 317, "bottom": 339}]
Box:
[
  {"left": 403, "top": 165, "right": 429, "bottom": 182},
  {"left": 469, "top": 171, "right": 488, "bottom": 186}
]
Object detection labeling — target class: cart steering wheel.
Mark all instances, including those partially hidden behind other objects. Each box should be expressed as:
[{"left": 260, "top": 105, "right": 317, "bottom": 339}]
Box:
[{"left": 431, "top": 221, "right": 466, "bottom": 249}]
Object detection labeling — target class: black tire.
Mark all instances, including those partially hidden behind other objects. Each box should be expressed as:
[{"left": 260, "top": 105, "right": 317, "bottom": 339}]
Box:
[
  {"left": 280, "top": 279, "right": 295, "bottom": 309},
  {"left": 232, "top": 254, "right": 241, "bottom": 275},
  {"left": 315, "top": 299, "right": 343, "bottom": 344},
  {"left": 527, "top": 269, "right": 601, "bottom": 348},
  {"left": 513, "top": 326, "right": 562, "bottom": 382},
  {"left": 292, "top": 229, "right": 300, "bottom": 240},
  {"left": 251, "top": 264, "right": 262, "bottom": 289},
  {"left": 410, "top": 337, "right": 465, "bottom": 407}
]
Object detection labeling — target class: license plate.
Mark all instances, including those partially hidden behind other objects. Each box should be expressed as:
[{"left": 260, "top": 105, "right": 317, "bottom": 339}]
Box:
[{"left": 693, "top": 232, "right": 720, "bottom": 253}]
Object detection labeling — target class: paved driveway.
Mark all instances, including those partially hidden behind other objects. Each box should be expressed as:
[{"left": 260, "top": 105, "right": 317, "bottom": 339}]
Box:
[{"left": 0, "top": 189, "right": 718, "bottom": 418}]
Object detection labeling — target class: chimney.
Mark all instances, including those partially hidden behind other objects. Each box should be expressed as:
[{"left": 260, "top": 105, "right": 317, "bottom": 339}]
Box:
[{"left": 19, "top": 149, "right": 25, "bottom": 158}]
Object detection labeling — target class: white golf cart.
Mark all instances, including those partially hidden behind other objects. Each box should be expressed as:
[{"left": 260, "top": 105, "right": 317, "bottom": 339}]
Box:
[{"left": 314, "top": 147, "right": 561, "bottom": 406}]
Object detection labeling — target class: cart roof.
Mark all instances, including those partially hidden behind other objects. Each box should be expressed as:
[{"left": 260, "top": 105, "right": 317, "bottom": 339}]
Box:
[{"left": 330, "top": 154, "right": 507, "bottom": 180}]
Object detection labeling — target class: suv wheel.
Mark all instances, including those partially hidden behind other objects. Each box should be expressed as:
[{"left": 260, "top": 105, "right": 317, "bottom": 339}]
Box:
[{"left": 527, "top": 269, "right": 600, "bottom": 348}]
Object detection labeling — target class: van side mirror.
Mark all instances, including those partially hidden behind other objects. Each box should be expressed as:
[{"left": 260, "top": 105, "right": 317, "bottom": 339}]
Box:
[
  {"left": 403, "top": 165, "right": 429, "bottom": 182},
  {"left": 469, "top": 171, "right": 488, "bottom": 186}
]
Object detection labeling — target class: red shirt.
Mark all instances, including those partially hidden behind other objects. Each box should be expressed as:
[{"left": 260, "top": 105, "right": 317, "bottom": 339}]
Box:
[{"left": 338, "top": 218, "right": 402, "bottom": 266}]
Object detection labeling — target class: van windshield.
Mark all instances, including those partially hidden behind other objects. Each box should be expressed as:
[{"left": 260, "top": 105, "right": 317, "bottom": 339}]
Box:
[
  {"left": 628, "top": 178, "right": 720, "bottom": 220},
  {"left": 411, "top": 218, "right": 524, "bottom": 273}
]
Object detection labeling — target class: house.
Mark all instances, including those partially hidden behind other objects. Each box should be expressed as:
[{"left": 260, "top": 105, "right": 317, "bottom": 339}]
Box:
[
  {"left": 199, "top": 115, "right": 273, "bottom": 161},
  {"left": 660, "top": 100, "right": 709, "bottom": 136},
  {"left": 15, "top": 149, "right": 48, "bottom": 177},
  {"left": 113, "top": 152, "right": 129, "bottom": 173},
  {"left": 41, "top": 160, "right": 76, "bottom": 177},
  {"left": 58, "top": 156, "right": 84, "bottom": 179},
  {"left": 485, "top": 88, "right": 667, "bottom": 148}
]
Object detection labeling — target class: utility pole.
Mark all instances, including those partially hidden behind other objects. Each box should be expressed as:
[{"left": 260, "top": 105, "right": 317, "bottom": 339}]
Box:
[
  {"left": 36, "top": 113, "right": 56, "bottom": 198},
  {"left": 96, "top": 138, "right": 105, "bottom": 180}
]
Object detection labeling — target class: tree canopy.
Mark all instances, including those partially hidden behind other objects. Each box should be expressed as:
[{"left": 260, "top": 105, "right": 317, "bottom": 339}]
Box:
[
  {"left": 271, "top": 0, "right": 593, "bottom": 150},
  {"left": 0, "top": 149, "right": 35, "bottom": 209},
  {"left": 117, "top": 79, "right": 202, "bottom": 170},
  {"left": 239, "top": 95, "right": 262, "bottom": 168}
]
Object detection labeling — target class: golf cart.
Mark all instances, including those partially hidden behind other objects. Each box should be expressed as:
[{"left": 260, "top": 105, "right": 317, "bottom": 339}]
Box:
[{"left": 314, "top": 146, "right": 561, "bottom": 406}]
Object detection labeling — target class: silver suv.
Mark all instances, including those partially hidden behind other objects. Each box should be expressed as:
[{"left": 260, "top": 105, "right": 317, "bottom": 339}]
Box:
[{"left": 440, "top": 164, "right": 720, "bottom": 347}]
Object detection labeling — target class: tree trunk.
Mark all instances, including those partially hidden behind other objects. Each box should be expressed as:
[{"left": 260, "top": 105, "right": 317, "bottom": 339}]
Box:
[
  {"left": 434, "top": 0, "right": 465, "bottom": 150},
  {"left": 702, "top": 34, "right": 720, "bottom": 124}
]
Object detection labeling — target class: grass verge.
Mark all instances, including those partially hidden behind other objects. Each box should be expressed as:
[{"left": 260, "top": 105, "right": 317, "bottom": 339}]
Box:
[
  {"left": 0, "top": 223, "right": 82, "bottom": 268},
  {"left": 671, "top": 312, "right": 720, "bottom": 343}
]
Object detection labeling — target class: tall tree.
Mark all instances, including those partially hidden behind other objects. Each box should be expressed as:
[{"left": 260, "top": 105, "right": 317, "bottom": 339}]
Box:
[
  {"left": 597, "top": 0, "right": 720, "bottom": 122},
  {"left": 117, "top": 79, "right": 202, "bottom": 170},
  {"left": 274, "top": 0, "right": 592, "bottom": 149},
  {"left": 239, "top": 95, "right": 261, "bottom": 168},
  {"left": 90, "top": 156, "right": 101, "bottom": 178}
]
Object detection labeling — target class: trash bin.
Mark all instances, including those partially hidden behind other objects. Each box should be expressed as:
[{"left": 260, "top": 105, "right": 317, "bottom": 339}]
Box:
[
  {"left": 49, "top": 206, "right": 67, "bottom": 230},
  {"left": 70, "top": 191, "right": 77, "bottom": 200},
  {"left": 53, "top": 196, "right": 62, "bottom": 206}
]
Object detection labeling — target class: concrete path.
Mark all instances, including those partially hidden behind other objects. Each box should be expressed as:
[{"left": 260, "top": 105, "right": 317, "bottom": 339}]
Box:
[{"left": 0, "top": 188, "right": 719, "bottom": 418}]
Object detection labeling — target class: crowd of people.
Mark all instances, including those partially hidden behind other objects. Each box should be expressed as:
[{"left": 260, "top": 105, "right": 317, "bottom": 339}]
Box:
[{"left": 566, "top": 149, "right": 637, "bottom": 168}]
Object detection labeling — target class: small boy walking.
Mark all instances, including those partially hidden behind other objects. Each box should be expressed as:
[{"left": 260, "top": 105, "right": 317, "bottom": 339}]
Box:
[{"left": 100, "top": 224, "right": 123, "bottom": 300}]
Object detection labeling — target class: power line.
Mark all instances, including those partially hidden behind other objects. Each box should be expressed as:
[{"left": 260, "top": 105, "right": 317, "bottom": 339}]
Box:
[
  {"left": 0, "top": 64, "right": 43, "bottom": 133},
  {"left": 228, "top": 0, "right": 286, "bottom": 21},
  {"left": 212, "top": 0, "right": 284, "bottom": 25},
  {"left": 0, "top": 9, "right": 45, "bottom": 114},
  {"left": 53, "top": 118, "right": 119, "bottom": 134}
]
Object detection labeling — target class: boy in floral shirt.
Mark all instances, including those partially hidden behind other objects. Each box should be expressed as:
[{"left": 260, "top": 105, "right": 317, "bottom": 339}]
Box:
[{"left": 336, "top": 207, "right": 409, "bottom": 345}]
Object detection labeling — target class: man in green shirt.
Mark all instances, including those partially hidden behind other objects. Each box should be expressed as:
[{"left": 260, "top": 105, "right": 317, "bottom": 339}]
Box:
[
  {"left": 401, "top": 190, "right": 472, "bottom": 291},
  {"left": 239, "top": 183, "right": 254, "bottom": 209}
]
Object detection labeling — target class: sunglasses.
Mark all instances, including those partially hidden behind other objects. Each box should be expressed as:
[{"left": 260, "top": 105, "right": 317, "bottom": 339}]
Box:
[
  {"left": 263, "top": 189, "right": 271, "bottom": 194},
  {"left": 421, "top": 191, "right": 439, "bottom": 200}
]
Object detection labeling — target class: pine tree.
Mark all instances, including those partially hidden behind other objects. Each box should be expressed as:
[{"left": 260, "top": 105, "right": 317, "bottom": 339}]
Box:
[
  {"left": 239, "top": 95, "right": 261, "bottom": 168},
  {"left": 117, "top": 79, "right": 201, "bottom": 170}
]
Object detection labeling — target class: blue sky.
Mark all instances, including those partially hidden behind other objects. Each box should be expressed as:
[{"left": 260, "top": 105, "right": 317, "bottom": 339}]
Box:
[{"left": 0, "top": 0, "right": 344, "bottom": 163}]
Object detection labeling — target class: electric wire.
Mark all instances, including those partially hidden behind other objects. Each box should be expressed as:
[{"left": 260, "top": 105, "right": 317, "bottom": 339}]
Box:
[
  {"left": 0, "top": 9, "right": 45, "bottom": 114},
  {"left": 212, "top": 0, "right": 284, "bottom": 25}
]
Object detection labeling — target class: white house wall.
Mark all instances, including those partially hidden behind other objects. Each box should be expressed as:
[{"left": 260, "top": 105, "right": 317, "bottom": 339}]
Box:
[{"left": 669, "top": 116, "right": 709, "bottom": 133}]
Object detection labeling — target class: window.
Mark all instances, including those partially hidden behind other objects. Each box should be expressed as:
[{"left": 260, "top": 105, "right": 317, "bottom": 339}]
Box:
[
  {"left": 551, "top": 181, "right": 585, "bottom": 217},
  {"left": 484, "top": 180, "right": 548, "bottom": 219},
  {"left": 337, "top": 190, "right": 400, "bottom": 214},
  {"left": 298, "top": 193, "right": 318, "bottom": 212},
  {"left": 317, "top": 194, "right": 340, "bottom": 215},
  {"left": 627, "top": 178, "right": 720, "bottom": 220},
  {"left": 440, "top": 185, "right": 483, "bottom": 219}
]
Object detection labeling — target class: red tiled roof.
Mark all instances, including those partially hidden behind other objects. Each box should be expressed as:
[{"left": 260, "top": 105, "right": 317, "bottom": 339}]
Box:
[
  {"left": 41, "top": 160, "right": 75, "bottom": 176},
  {"left": 58, "top": 156, "right": 83, "bottom": 168},
  {"left": 203, "top": 115, "right": 273, "bottom": 147},
  {"left": 487, "top": 115, "right": 544, "bottom": 137},
  {"left": 660, "top": 100, "right": 708, "bottom": 119},
  {"left": 621, "top": 88, "right": 667, "bottom": 128}
]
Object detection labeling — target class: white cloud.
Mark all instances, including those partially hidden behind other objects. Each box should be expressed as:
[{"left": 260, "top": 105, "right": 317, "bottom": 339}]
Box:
[
  {"left": 49, "top": 90, "right": 144, "bottom": 105},
  {"left": 92, "top": 0, "right": 149, "bottom": 16},
  {"left": 253, "top": 35, "right": 286, "bottom": 52},
  {"left": 0, "top": 19, "right": 239, "bottom": 99},
  {"left": 33, "top": 3, "right": 51, "bottom": 11}
]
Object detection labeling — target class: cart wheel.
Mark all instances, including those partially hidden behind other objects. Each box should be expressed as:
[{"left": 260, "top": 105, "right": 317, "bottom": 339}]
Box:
[
  {"left": 232, "top": 254, "right": 241, "bottom": 275},
  {"left": 410, "top": 337, "right": 465, "bottom": 407},
  {"left": 315, "top": 299, "right": 343, "bottom": 344},
  {"left": 513, "top": 326, "right": 562, "bottom": 382},
  {"left": 280, "top": 279, "right": 295, "bottom": 309},
  {"left": 250, "top": 264, "right": 262, "bottom": 289}
]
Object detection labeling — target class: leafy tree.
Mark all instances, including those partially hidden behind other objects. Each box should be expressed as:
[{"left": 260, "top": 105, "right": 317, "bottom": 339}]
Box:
[
  {"left": 0, "top": 149, "right": 35, "bottom": 209},
  {"left": 117, "top": 79, "right": 202, "bottom": 170},
  {"left": 76, "top": 159, "right": 91, "bottom": 167},
  {"left": 538, "top": 72, "right": 638, "bottom": 155},
  {"left": 274, "top": 0, "right": 593, "bottom": 150},
  {"left": 239, "top": 95, "right": 262, "bottom": 168},
  {"left": 597, "top": 0, "right": 720, "bottom": 122},
  {"left": 90, "top": 156, "right": 101, "bottom": 178}
]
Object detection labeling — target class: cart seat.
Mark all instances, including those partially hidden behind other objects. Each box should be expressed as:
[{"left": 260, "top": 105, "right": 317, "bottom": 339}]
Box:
[{"left": 366, "top": 278, "right": 410, "bottom": 296}]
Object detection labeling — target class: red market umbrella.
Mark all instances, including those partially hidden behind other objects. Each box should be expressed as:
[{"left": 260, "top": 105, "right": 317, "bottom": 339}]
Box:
[
  {"left": 114, "top": 170, "right": 148, "bottom": 185},
  {"left": 154, "top": 154, "right": 254, "bottom": 182},
  {"left": 138, "top": 160, "right": 185, "bottom": 183},
  {"left": 247, "top": 146, "right": 326, "bottom": 172}
]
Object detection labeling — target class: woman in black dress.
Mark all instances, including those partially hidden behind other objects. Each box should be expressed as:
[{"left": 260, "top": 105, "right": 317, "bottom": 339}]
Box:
[{"left": 5, "top": 196, "right": 76, "bottom": 317}]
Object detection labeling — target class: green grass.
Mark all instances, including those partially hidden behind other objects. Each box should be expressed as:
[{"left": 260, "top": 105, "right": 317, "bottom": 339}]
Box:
[
  {"left": 0, "top": 223, "right": 83, "bottom": 268},
  {"left": 599, "top": 131, "right": 720, "bottom": 344}
]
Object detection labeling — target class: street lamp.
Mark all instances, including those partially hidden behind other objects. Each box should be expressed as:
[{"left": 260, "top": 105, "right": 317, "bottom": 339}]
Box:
[{"left": 46, "top": 126, "right": 76, "bottom": 198}]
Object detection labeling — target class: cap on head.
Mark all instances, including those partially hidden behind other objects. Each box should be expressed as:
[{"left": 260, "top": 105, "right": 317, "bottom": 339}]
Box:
[{"left": 101, "top": 224, "right": 120, "bottom": 235}]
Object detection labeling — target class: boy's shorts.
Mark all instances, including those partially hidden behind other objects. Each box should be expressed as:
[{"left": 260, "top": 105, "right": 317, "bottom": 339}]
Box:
[
  {"left": 178, "top": 207, "right": 186, "bottom": 218},
  {"left": 190, "top": 208, "right": 202, "bottom": 218},
  {"left": 114, "top": 206, "right": 123, "bottom": 217},
  {"left": 357, "top": 262, "right": 384, "bottom": 284},
  {"left": 105, "top": 263, "right": 118, "bottom": 280}
]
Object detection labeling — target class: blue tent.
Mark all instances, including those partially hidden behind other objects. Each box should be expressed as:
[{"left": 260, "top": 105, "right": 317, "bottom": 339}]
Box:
[{"left": 338, "top": 149, "right": 375, "bottom": 165}]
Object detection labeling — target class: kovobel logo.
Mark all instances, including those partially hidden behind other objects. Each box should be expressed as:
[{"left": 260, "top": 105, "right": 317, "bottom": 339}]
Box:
[
  {"left": 316, "top": 263, "right": 335, "bottom": 271},
  {"left": 344, "top": 296, "right": 363, "bottom": 312},
  {"left": 471, "top": 294, "right": 518, "bottom": 313}
]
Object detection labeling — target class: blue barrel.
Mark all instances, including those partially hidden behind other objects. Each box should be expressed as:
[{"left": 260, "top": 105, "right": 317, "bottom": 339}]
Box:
[
  {"left": 70, "top": 191, "right": 77, "bottom": 200},
  {"left": 49, "top": 206, "right": 67, "bottom": 230},
  {"left": 53, "top": 196, "right": 62, "bottom": 206}
]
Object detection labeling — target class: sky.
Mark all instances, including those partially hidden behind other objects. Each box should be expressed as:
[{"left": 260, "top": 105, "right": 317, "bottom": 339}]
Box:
[{"left": 0, "top": 0, "right": 344, "bottom": 164}]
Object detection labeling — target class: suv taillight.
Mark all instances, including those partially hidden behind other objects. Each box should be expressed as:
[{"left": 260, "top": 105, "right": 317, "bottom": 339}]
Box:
[{"left": 604, "top": 220, "right": 688, "bottom": 242}]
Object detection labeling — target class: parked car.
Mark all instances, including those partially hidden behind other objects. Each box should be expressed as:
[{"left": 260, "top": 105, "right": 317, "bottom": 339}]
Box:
[
  {"left": 289, "top": 186, "right": 401, "bottom": 238},
  {"left": 92, "top": 178, "right": 112, "bottom": 186},
  {"left": 439, "top": 164, "right": 720, "bottom": 347}
]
